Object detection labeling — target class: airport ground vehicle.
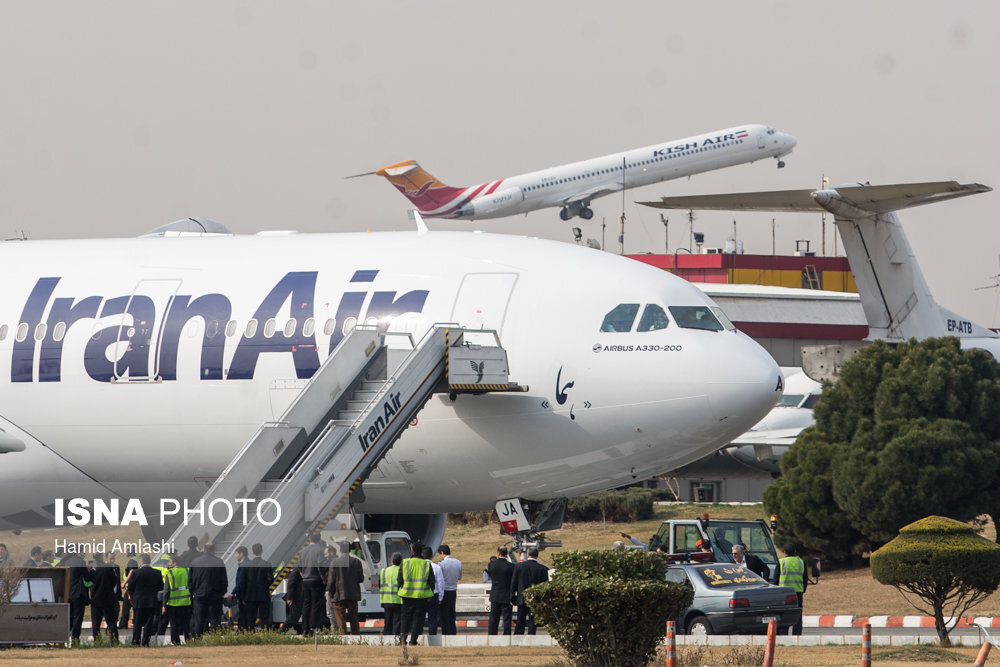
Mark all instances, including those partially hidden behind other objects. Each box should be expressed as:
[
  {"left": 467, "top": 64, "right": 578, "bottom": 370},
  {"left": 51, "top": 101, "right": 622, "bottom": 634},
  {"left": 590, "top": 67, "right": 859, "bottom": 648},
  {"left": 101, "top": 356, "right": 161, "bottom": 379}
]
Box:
[
  {"left": 269, "top": 518, "right": 412, "bottom": 622},
  {"left": 649, "top": 515, "right": 779, "bottom": 579},
  {"left": 665, "top": 557, "right": 801, "bottom": 635}
]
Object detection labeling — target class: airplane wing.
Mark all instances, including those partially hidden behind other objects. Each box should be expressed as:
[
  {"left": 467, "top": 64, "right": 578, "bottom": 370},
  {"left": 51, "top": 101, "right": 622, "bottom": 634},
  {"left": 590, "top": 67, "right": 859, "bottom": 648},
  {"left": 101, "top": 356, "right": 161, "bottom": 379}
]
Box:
[
  {"left": 563, "top": 182, "right": 624, "bottom": 206},
  {"left": 728, "top": 427, "right": 805, "bottom": 446},
  {"left": 639, "top": 188, "right": 820, "bottom": 212},
  {"left": 638, "top": 181, "right": 991, "bottom": 217}
]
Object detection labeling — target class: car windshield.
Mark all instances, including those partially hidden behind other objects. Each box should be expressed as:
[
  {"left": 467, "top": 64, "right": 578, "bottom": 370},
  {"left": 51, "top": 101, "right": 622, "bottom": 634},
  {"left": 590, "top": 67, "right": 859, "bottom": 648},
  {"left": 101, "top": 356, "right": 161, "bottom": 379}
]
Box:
[
  {"left": 705, "top": 521, "right": 777, "bottom": 565},
  {"left": 693, "top": 564, "right": 764, "bottom": 588}
]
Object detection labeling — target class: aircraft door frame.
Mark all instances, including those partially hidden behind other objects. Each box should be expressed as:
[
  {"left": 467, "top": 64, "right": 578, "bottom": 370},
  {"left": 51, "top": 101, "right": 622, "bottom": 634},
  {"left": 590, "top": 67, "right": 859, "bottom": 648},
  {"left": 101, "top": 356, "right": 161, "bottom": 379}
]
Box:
[
  {"left": 450, "top": 272, "right": 519, "bottom": 341},
  {"left": 114, "top": 278, "right": 183, "bottom": 381}
]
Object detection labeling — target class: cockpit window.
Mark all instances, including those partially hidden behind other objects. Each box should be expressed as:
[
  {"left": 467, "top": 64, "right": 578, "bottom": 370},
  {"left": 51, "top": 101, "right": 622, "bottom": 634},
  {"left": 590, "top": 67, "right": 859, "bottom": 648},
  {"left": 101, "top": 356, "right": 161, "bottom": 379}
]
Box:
[
  {"left": 668, "top": 306, "right": 724, "bottom": 331},
  {"left": 777, "top": 394, "right": 805, "bottom": 408},
  {"left": 601, "top": 304, "right": 640, "bottom": 332},
  {"left": 711, "top": 307, "right": 736, "bottom": 331},
  {"left": 637, "top": 304, "right": 670, "bottom": 332}
]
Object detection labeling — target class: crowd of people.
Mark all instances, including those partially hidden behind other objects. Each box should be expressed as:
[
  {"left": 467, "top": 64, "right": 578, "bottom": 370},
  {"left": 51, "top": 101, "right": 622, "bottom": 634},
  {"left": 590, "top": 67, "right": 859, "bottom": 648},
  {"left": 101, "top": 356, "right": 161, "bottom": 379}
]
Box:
[
  {"left": 2, "top": 538, "right": 274, "bottom": 646},
  {"left": 3, "top": 535, "right": 556, "bottom": 644}
]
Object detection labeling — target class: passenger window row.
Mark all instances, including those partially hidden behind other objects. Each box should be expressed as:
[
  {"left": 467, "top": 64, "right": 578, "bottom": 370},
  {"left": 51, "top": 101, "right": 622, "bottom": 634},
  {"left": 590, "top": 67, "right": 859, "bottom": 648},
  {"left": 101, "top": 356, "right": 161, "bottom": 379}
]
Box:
[{"left": 0, "top": 316, "right": 407, "bottom": 343}]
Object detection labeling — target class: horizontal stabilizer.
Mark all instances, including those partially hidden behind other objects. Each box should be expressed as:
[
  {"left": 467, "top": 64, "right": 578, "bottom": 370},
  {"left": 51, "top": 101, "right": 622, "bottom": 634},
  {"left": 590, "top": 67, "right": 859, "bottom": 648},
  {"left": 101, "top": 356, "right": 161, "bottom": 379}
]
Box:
[{"left": 639, "top": 181, "right": 991, "bottom": 218}]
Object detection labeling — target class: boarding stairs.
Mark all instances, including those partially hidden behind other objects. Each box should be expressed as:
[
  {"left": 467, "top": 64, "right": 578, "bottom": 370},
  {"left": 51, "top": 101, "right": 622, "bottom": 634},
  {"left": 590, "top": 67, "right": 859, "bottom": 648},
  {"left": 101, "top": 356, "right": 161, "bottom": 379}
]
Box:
[{"left": 164, "top": 324, "right": 518, "bottom": 587}]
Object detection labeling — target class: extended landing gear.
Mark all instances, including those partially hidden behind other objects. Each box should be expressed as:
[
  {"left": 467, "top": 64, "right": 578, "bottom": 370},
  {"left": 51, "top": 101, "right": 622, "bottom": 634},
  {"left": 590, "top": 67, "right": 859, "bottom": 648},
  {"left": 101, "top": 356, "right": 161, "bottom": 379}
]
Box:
[
  {"left": 510, "top": 530, "right": 563, "bottom": 557},
  {"left": 777, "top": 159, "right": 786, "bottom": 169},
  {"left": 559, "top": 204, "right": 593, "bottom": 221},
  {"left": 496, "top": 497, "right": 566, "bottom": 557}
]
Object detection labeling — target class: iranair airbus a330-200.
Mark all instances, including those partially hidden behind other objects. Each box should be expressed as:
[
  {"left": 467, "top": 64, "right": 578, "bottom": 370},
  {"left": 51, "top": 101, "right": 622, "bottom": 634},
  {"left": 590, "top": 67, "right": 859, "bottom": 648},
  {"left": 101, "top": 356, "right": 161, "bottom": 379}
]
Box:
[
  {"left": 356, "top": 124, "right": 796, "bottom": 222},
  {"left": 0, "top": 218, "right": 781, "bottom": 549}
]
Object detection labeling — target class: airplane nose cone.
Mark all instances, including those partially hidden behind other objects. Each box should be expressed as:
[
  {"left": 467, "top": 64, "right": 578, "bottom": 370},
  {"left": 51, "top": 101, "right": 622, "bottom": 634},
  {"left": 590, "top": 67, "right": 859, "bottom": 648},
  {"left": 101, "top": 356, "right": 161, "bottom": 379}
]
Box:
[
  {"left": 704, "top": 334, "right": 782, "bottom": 434},
  {"left": 783, "top": 133, "right": 797, "bottom": 151}
]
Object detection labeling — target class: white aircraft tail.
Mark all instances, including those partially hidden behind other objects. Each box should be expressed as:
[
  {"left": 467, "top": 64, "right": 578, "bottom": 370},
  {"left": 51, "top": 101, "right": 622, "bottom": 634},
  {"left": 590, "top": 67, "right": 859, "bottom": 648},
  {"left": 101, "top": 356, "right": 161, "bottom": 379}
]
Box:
[{"left": 640, "top": 181, "right": 996, "bottom": 342}]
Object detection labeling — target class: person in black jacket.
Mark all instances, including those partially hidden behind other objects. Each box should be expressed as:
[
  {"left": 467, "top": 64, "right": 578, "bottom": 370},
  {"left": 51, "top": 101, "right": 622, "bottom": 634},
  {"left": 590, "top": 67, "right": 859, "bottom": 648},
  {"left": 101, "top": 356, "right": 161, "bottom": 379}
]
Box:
[
  {"left": 189, "top": 542, "right": 228, "bottom": 637},
  {"left": 126, "top": 553, "right": 163, "bottom": 646},
  {"left": 486, "top": 547, "right": 515, "bottom": 635},
  {"left": 731, "top": 544, "right": 769, "bottom": 580},
  {"left": 243, "top": 543, "right": 274, "bottom": 629},
  {"left": 60, "top": 551, "right": 90, "bottom": 643},
  {"left": 85, "top": 552, "right": 120, "bottom": 644},
  {"left": 228, "top": 546, "right": 250, "bottom": 629},
  {"left": 117, "top": 548, "right": 138, "bottom": 629},
  {"left": 297, "top": 532, "right": 328, "bottom": 635},
  {"left": 510, "top": 548, "right": 549, "bottom": 635},
  {"left": 282, "top": 567, "right": 303, "bottom": 634},
  {"left": 176, "top": 536, "right": 201, "bottom": 568},
  {"left": 327, "top": 541, "right": 364, "bottom": 636}
]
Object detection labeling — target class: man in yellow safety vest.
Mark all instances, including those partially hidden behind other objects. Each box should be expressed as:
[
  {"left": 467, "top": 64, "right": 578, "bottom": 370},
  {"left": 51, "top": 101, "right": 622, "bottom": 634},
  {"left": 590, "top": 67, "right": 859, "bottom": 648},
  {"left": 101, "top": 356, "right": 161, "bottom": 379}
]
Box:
[
  {"left": 396, "top": 542, "right": 435, "bottom": 646},
  {"left": 776, "top": 542, "right": 806, "bottom": 635},
  {"left": 162, "top": 553, "right": 192, "bottom": 645},
  {"left": 379, "top": 551, "right": 403, "bottom": 636}
]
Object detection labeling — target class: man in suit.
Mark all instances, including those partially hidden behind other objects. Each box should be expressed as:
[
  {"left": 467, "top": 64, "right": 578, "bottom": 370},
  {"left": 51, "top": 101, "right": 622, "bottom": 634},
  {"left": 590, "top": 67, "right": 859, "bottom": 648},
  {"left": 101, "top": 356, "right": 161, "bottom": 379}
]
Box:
[
  {"left": 486, "top": 546, "right": 515, "bottom": 635},
  {"left": 510, "top": 548, "right": 549, "bottom": 635},
  {"left": 297, "top": 531, "right": 328, "bottom": 635},
  {"left": 282, "top": 567, "right": 303, "bottom": 633},
  {"left": 228, "top": 546, "right": 250, "bottom": 629},
  {"left": 117, "top": 548, "right": 138, "bottom": 629},
  {"left": 126, "top": 553, "right": 164, "bottom": 646},
  {"left": 176, "top": 535, "right": 201, "bottom": 568},
  {"left": 731, "top": 544, "right": 769, "bottom": 580},
  {"left": 85, "top": 552, "right": 120, "bottom": 644},
  {"left": 242, "top": 543, "right": 274, "bottom": 629},
  {"left": 189, "top": 542, "right": 228, "bottom": 636},
  {"left": 60, "top": 550, "right": 90, "bottom": 643},
  {"left": 327, "top": 541, "right": 364, "bottom": 635}
]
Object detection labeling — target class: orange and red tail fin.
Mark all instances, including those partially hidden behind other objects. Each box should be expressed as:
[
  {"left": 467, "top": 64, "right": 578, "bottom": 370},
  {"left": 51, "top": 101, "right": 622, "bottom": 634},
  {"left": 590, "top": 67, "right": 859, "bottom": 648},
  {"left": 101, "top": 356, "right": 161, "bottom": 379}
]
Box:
[{"left": 375, "top": 160, "right": 467, "bottom": 214}]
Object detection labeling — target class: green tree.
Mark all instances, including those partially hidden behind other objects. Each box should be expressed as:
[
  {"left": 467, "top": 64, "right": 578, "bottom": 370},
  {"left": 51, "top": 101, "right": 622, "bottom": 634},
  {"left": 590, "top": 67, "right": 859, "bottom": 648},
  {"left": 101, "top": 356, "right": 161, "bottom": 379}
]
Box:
[
  {"left": 526, "top": 549, "right": 692, "bottom": 667},
  {"left": 871, "top": 516, "right": 1000, "bottom": 645},
  {"left": 832, "top": 418, "right": 996, "bottom": 544},
  {"left": 765, "top": 338, "right": 1000, "bottom": 561},
  {"left": 763, "top": 427, "right": 866, "bottom": 562}
]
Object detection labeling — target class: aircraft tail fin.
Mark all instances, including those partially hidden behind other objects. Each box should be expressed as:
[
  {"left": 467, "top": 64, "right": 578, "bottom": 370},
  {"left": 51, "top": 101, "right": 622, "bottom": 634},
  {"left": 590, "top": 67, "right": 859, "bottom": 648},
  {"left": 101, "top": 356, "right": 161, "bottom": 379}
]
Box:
[
  {"left": 370, "top": 160, "right": 468, "bottom": 214},
  {"left": 641, "top": 181, "right": 995, "bottom": 342}
]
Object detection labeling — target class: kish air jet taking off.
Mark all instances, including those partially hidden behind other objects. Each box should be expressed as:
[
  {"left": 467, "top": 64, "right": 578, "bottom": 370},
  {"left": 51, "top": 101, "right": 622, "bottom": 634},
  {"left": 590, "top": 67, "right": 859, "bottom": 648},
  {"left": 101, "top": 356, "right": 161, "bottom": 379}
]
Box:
[
  {"left": 357, "top": 124, "right": 796, "bottom": 222},
  {"left": 0, "top": 219, "right": 781, "bottom": 548}
]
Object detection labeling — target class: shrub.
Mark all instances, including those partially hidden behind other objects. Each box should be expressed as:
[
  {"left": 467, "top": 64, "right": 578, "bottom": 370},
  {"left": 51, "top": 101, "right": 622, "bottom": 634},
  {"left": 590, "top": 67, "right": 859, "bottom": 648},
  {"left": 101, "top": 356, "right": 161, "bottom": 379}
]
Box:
[
  {"left": 565, "top": 489, "right": 654, "bottom": 523},
  {"left": 527, "top": 549, "right": 692, "bottom": 667},
  {"left": 871, "top": 515, "right": 1000, "bottom": 645}
]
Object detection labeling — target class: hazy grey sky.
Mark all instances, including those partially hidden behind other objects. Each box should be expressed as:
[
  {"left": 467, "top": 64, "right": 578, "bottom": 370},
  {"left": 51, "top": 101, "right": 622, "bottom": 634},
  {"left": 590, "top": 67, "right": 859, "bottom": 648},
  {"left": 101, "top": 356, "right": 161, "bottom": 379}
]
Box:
[{"left": 2, "top": 2, "right": 998, "bottom": 324}]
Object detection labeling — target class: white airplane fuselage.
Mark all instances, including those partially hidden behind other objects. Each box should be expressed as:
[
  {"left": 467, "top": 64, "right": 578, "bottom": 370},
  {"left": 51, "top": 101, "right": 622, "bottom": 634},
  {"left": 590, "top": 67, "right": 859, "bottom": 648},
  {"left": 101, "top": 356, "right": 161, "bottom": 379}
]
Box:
[
  {"left": 376, "top": 124, "right": 796, "bottom": 221},
  {"left": 0, "top": 230, "right": 781, "bottom": 529}
]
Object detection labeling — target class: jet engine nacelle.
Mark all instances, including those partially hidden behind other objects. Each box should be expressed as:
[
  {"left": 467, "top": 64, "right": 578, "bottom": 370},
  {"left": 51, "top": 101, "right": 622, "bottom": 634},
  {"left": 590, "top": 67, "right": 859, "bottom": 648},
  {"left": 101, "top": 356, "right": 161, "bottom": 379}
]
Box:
[{"left": 460, "top": 187, "right": 524, "bottom": 218}]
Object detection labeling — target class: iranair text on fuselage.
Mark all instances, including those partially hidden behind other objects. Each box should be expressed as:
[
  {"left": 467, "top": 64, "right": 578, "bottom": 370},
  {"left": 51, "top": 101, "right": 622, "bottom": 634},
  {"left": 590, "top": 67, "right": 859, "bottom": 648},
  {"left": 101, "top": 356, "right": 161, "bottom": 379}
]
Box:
[{"left": 9, "top": 269, "right": 429, "bottom": 384}]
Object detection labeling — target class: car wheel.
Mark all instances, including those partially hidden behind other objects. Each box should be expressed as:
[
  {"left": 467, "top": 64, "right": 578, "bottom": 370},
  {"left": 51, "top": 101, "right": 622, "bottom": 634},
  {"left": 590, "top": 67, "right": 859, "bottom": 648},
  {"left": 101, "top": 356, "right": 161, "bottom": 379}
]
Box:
[{"left": 687, "top": 615, "right": 713, "bottom": 636}]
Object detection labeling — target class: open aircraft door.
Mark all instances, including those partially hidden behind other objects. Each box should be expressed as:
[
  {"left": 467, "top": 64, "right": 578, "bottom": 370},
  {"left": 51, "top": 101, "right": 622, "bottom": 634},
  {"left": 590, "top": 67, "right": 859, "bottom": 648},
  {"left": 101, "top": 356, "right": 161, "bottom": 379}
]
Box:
[{"left": 450, "top": 272, "right": 518, "bottom": 343}]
